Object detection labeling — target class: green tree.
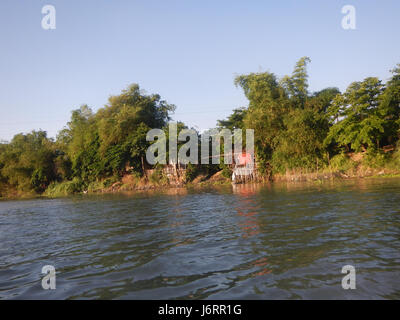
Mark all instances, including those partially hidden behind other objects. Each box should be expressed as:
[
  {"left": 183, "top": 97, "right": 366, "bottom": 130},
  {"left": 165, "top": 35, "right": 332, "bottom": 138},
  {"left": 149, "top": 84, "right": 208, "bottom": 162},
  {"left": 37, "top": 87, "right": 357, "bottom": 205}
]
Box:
[
  {"left": 0, "top": 131, "right": 57, "bottom": 192},
  {"left": 232, "top": 57, "right": 336, "bottom": 173},
  {"left": 217, "top": 107, "right": 247, "bottom": 130},
  {"left": 95, "top": 84, "right": 175, "bottom": 176},
  {"left": 57, "top": 84, "right": 176, "bottom": 182},
  {"left": 234, "top": 71, "right": 288, "bottom": 172},
  {"left": 281, "top": 56, "right": 311, "bottom": 108},
  {"left": 325, "top": 77, "right": 385, "bottom": 152},
  {"left": 379, "top": 64, "right": 400, "bottom": 145}
]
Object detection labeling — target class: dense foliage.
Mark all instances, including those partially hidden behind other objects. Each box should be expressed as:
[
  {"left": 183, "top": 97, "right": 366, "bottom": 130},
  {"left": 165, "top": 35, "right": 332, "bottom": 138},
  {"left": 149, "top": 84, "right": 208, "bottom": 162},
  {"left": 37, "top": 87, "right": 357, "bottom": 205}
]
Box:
[
  {"left": 1, "top": 60, "right": 399, "bottom": 197},
  {"left": 219, "top": 58, "right": 400, "bottom": 174},
  {"left": 0, "top": 84, "right": 175, "bottom": 196}
]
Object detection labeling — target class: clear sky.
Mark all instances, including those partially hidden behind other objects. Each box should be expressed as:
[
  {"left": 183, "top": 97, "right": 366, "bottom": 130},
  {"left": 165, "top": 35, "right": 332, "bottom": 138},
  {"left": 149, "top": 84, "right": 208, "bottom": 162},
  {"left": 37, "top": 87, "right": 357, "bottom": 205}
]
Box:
[{"left": 0, "top": 0, "right": 399, "bottom": 141}]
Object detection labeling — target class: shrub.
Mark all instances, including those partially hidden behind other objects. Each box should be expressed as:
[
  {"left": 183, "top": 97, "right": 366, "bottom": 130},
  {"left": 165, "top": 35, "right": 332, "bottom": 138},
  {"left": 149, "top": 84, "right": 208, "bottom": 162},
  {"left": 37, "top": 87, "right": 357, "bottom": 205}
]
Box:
[
  {"left": 44, "top": 177, "right": 84, "bottom": 197},
  {"left": 87, "top": 180, "right": 106, "bottom": 193},
  {"left": 185, "top": 163, "right": 198, "bottom": 183},
  {"left": 221, "top": 166, "right": 233, "bottom": 179},
  {"left": 149, "top": 168, "right": 168, "bottom": 185},
  {"left": 362, "top": 150, "right": 389, "bottom": 168},
  {"left": 330, "top": 153, "right": 357, "bottom": 171}
]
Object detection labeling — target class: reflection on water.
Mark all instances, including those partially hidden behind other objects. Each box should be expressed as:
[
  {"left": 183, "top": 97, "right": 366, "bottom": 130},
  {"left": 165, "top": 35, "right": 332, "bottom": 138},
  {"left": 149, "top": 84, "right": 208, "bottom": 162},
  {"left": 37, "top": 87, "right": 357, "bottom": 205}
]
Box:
[
  {"left": 235, "top": 185, "right": 261, "bottom": 239},
  {"left": 0, "top": 178, "right": 399, "bottom": 299}
]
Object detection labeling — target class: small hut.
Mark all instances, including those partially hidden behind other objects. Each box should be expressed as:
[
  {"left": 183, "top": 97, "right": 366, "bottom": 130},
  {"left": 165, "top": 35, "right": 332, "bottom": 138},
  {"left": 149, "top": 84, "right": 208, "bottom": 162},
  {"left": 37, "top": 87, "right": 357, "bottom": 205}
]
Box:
[{"left": 232, "top": 152, "right": 255, "bottom": 184}]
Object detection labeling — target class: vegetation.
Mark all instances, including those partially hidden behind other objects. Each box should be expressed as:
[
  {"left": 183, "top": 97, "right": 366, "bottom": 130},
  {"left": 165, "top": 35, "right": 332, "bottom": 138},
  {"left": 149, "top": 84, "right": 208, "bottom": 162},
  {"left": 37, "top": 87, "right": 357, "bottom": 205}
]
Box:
[
  {"left": 0, "top": 59, "right": 399, "bottom": 199},
  {"left": 0, "top": 84, "right": 175, "bottom": 198},
  {"left": 219, "top": 58, "right": 400, "bottom": 176}
]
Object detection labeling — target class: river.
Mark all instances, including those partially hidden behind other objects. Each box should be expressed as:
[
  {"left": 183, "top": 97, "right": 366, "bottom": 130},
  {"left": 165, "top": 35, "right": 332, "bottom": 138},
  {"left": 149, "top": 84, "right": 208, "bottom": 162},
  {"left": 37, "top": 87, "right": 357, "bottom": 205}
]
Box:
[{"left": 0, "top": 178, "right": 399, "bottom": 299}]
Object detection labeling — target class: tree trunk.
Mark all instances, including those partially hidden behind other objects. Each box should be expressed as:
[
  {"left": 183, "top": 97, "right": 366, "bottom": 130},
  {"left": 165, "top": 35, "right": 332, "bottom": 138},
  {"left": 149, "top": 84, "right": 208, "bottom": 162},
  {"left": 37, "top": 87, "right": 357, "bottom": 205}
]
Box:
[{"left": 141, "top": 156, "right": 146, "bottom": 177}]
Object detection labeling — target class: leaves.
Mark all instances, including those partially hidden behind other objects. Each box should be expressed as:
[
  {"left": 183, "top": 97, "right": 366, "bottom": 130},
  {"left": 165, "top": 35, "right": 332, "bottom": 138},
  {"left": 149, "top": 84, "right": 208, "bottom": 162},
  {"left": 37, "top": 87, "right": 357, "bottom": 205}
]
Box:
[
  {"left": 228, "top": 57, "right": 335, "bottom": 173},
  {"left": 325, "top": 77, "right": 387, "bottom": 151}
]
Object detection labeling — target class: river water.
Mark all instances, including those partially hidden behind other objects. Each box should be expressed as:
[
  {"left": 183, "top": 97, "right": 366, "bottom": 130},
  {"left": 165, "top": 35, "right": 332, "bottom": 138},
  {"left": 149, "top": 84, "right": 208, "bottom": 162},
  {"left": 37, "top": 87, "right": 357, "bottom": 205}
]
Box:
[{"left": 0, "top": 178, "right": 399, "bottom": 299}]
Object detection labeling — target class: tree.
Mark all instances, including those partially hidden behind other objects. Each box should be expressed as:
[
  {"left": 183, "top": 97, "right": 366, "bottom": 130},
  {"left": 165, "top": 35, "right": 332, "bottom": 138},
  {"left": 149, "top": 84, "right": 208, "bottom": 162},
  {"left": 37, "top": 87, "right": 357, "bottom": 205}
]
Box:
[
  {"left": 234, "top": 71, "right": 288, "bottom": 172},
  {"left": 379, "top": 64, "right": 400, "bottom": 145},
  {"left": 281, "top": 56, "right": 311, "bottom": 109},
  {"left": 56, "top": 84, "right": 177, "bottom": 182},
  {"left": 325, "top": 77, "right": 385, "bottom": 152},
  {"left": 96, "top": 84, "right": 175, "bottom": 153},
  {"left": 0, "top": 131, "right": 57, "bottom": 192},
  {"left": 232, "top": 57, "right": 337, "bottom": 173},
  {"left": 217, "top": 107, "right": 247, "bottom": 130},
  {"left": 95, "top": 84, "right": 175, "bottom": 176}
]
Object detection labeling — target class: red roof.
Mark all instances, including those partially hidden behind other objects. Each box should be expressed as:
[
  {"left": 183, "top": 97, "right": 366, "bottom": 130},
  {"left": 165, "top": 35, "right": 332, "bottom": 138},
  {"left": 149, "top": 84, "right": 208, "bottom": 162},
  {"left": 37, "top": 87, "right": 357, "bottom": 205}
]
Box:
[{"left": 237, "top": 153, "right": 252, "bottom": 165}]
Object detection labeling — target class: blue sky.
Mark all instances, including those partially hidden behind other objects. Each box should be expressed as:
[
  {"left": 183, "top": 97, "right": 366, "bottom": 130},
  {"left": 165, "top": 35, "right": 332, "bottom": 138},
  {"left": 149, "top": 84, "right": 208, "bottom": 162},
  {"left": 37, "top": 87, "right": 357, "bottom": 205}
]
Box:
[{"left": 0, "top": 0, "right": 399, "bottom": 141}]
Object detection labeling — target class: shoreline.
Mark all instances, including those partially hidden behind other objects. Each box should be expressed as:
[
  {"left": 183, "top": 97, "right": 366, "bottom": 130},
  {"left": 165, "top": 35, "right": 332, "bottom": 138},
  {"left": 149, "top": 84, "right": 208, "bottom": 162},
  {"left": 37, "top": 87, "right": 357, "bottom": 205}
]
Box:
[{"left": 1, "top": 168, "right": 400, "bottom": 202}]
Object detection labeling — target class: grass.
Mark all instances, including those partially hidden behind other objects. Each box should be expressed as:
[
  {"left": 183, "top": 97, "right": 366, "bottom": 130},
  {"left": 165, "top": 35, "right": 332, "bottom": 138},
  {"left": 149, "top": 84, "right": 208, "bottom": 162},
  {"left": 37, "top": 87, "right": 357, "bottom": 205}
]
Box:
[{"left": 44, "top": 178, "right": 84, "bottom": 197}]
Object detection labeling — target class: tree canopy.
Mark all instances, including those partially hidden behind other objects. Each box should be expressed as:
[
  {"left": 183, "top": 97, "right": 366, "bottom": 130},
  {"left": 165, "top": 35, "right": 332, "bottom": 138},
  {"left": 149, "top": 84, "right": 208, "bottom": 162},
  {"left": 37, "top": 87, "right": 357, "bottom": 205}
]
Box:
[
  {"left": 0, "top": 84, "right": 176, "bottom": 195},
  {"left": 1, "top": 60, "right": 400, "bottom": 197},
  {"left": 219, "top": 58, "right": 399, "bottom": 174}
]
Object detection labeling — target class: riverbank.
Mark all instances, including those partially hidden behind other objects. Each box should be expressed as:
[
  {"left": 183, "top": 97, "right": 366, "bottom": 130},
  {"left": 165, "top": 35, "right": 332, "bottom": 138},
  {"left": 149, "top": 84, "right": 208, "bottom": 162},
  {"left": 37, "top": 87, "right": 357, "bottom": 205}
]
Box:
[
  {"left": 273, "top": 167, "right": 400, "bottom": 183},
  {"left": 1, "top": 164, "right": 400, "bottom": 201}
]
